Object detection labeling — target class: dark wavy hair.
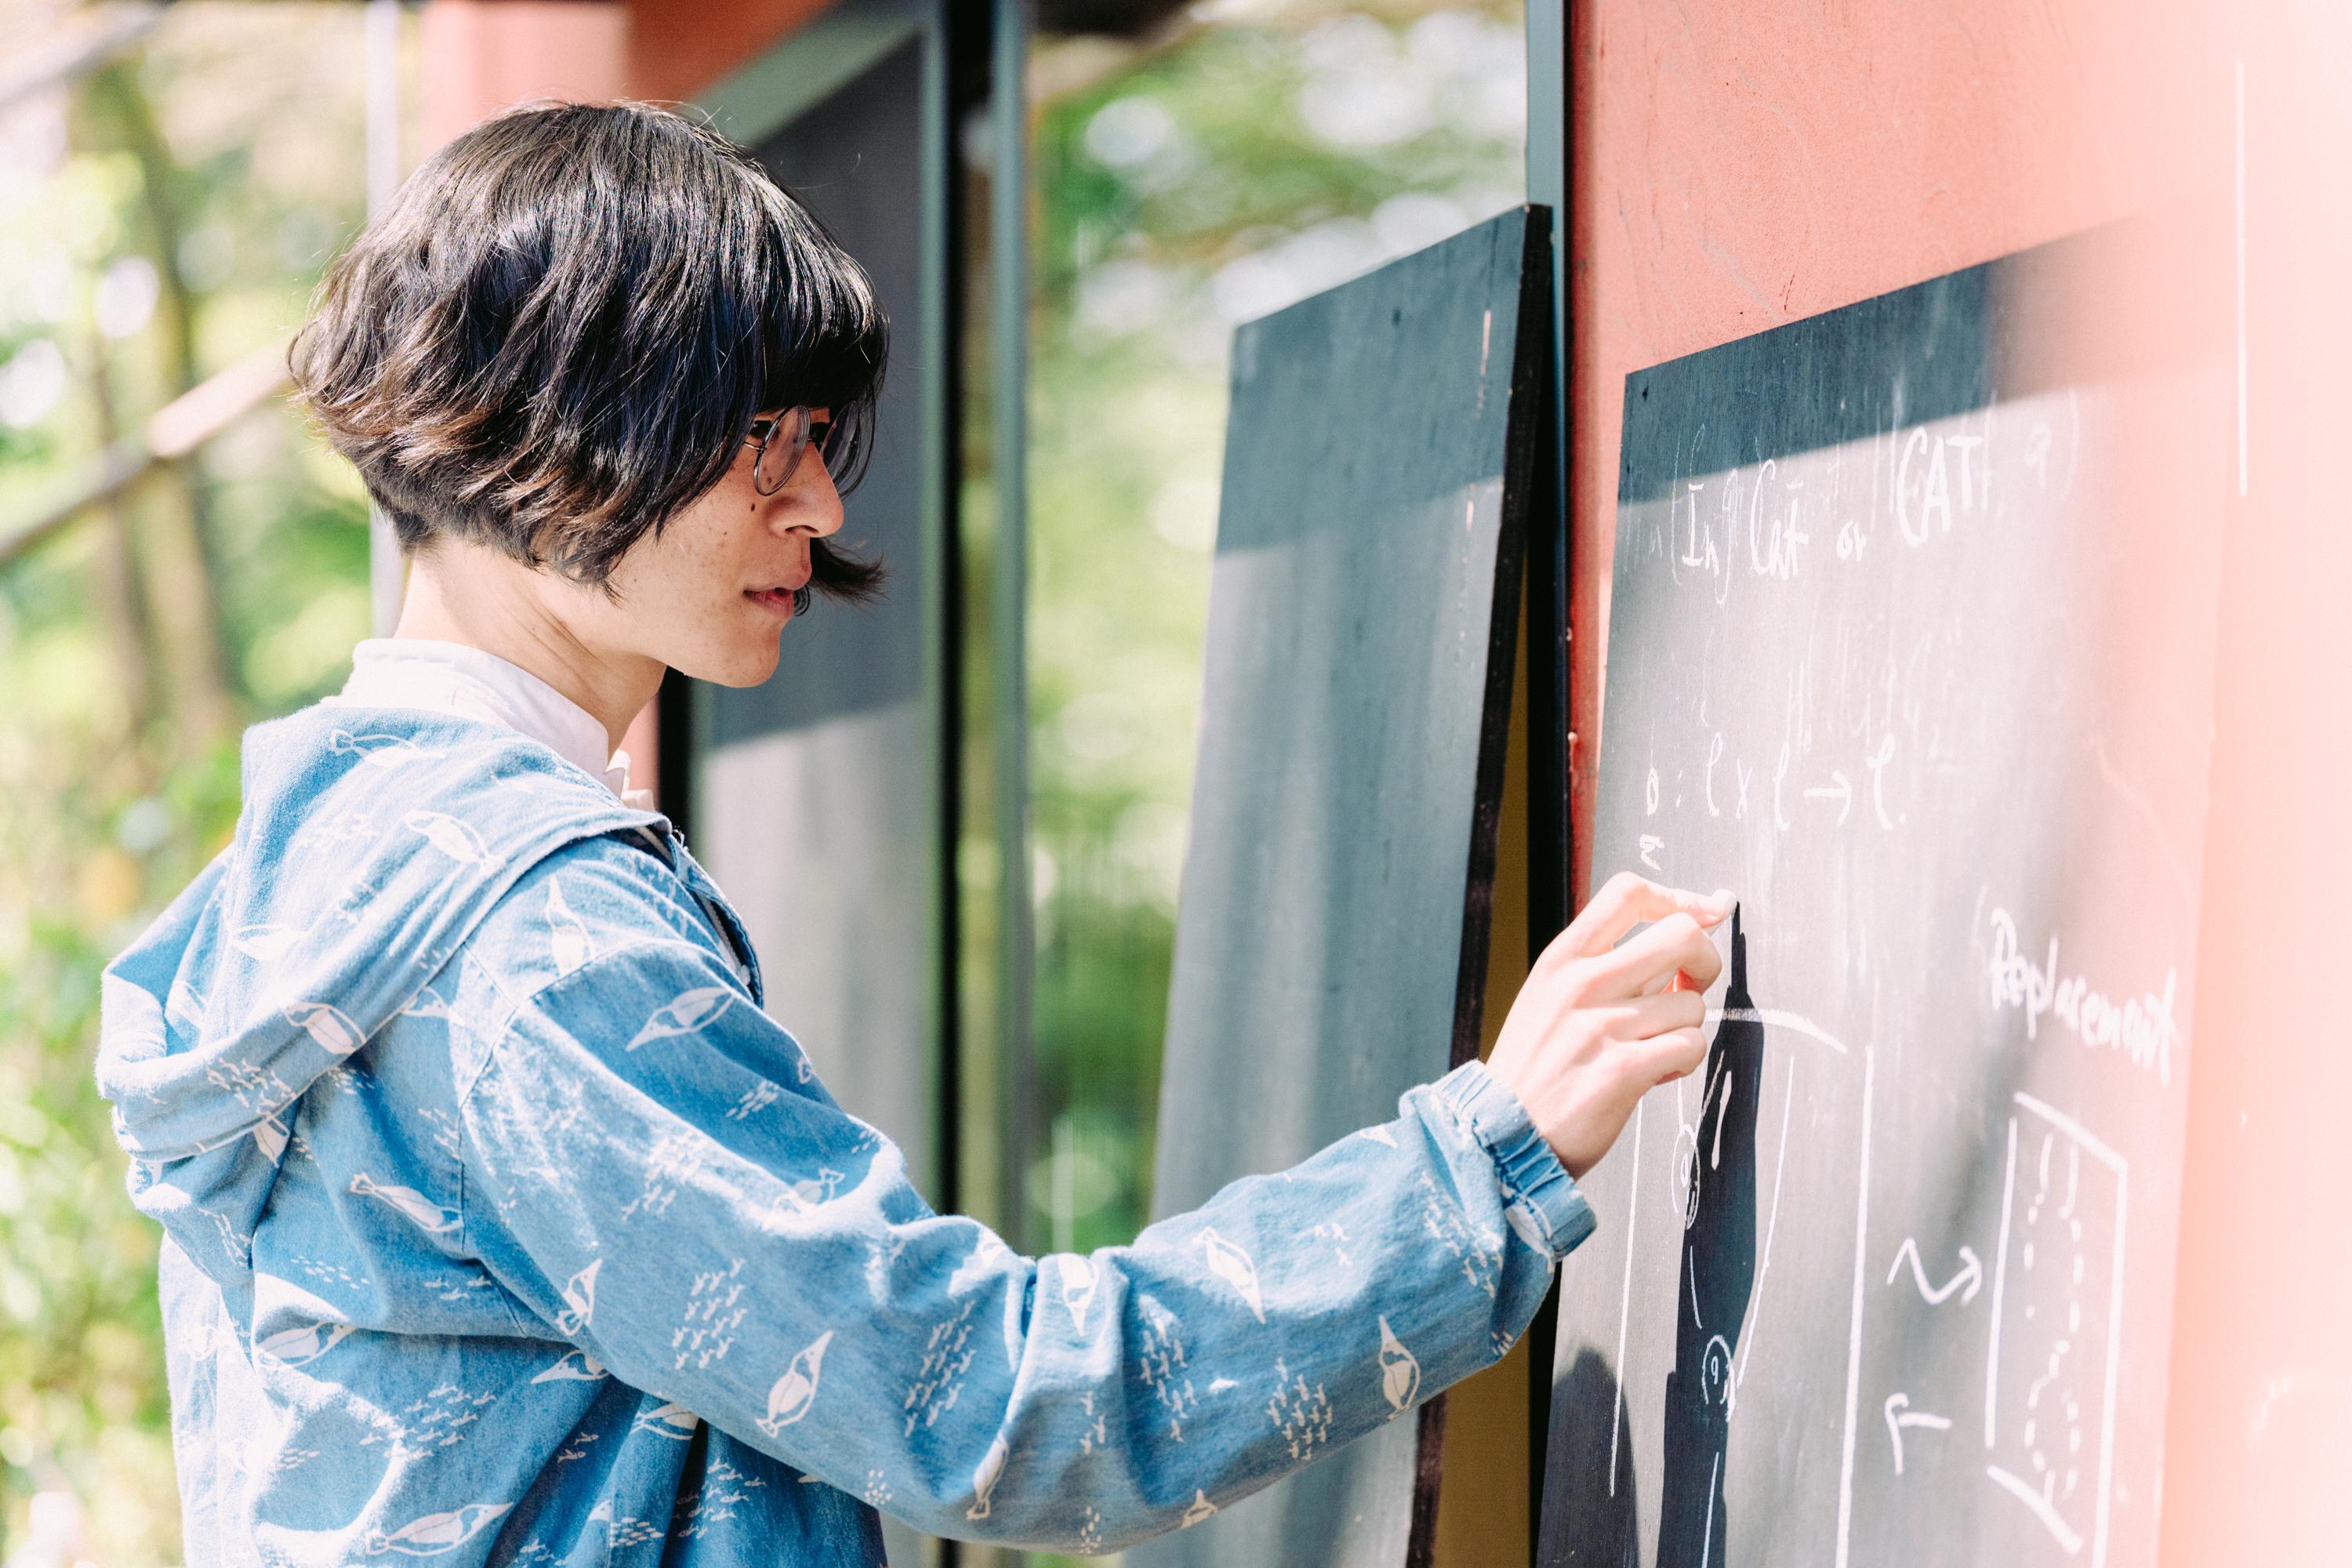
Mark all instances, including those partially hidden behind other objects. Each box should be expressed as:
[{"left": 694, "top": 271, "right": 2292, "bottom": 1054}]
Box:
[{"left": 290, "top": 99, "right": 886, "bottom": 603}]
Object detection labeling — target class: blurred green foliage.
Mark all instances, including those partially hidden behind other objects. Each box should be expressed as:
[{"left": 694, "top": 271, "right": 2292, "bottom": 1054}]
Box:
[{"left": 0, "top": 5, "right": 375, "bottom": 1559}]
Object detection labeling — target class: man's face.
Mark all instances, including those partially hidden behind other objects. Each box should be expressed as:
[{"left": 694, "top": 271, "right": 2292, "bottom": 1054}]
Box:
[{"left": 586, "top": 407, "right": 843, "bottom": 688}]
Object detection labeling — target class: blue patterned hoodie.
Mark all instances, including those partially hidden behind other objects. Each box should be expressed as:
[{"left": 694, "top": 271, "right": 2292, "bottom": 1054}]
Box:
[{"left": 94, "top": 699, "right": 1595, "bottom": 1563}]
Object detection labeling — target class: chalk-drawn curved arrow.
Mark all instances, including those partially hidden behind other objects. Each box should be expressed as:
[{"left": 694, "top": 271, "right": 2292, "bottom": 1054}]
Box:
[
  {"left": 1884, "top": 1392, "right": 1954, "bottom": 1475},
  {"left": 1886, "top": 1237, "right": 1983, "bottom": 1305}
]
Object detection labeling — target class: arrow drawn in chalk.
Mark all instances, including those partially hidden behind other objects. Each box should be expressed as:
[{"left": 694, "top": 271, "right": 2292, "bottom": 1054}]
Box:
[
  {"left": 1886, "top": 1238, "right": 1982, "bottom": 1305},
  {"left": 1802, "top": 771, "right": 1853, "bottom": 826},
  {"left": 1884, "top": 1392, "right": 1953, "bottom": 1475}
]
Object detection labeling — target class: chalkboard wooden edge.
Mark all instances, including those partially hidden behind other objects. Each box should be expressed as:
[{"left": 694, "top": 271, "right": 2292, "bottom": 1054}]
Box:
[
  {"left": 1444, "top": 203, "right": 1552, "bottom": 1077},
  {"left": 1512, "top": 194, "right": 1570, "bottom": 1568},
  {"left": 1407, "top": 1395, "right": 1453, "bottom": 1568},
  {"left": 1404, "top": 201, "right": 1555, "bottom": 1568}
]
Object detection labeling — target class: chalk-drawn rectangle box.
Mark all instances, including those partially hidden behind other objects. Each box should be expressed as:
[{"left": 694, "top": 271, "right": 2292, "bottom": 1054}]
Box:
[{"left": 1984, "top": 1093, "right": 2129, "bottom": 1565}]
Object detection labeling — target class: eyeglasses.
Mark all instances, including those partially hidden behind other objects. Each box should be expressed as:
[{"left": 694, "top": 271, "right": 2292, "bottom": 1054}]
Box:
[{"left": 743, "top": 405, "right": 845, "bottom": 496}]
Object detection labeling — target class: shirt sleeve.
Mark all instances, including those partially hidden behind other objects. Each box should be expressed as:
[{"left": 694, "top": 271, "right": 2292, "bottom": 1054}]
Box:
[{"left": 455, "top": 932, "right": 1595, "bottom": 1554}]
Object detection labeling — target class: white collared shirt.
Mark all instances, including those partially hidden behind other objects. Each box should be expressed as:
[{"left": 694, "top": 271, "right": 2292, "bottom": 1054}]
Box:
[
  {"left": 325, "top": 637, "right": 652, "bottom": 808},
  {"left": 325, "top": 636, "right": 753, "bottom": 985}
]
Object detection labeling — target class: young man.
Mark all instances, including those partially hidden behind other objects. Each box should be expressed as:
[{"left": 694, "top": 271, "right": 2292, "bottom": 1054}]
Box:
[{"left": 96, "top": 102, "right": 1728, "bottom": 1563}]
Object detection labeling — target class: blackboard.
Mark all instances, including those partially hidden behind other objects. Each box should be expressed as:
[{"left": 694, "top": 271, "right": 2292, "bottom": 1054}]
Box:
[
  {"left": 1138, "top": 206, "right": 1550, "bottom": 1568},
  {"left": 1538, "top": 232, "right": 2225, "bottom": 1568},
  {"left": 688, "top": 37, "right": 944, "bottom": 1200}
]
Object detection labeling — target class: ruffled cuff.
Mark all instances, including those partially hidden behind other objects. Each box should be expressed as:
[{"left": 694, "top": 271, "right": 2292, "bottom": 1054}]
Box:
[{"left": 1431, "top": 1059, "right": 1596, "bottom": 1262}]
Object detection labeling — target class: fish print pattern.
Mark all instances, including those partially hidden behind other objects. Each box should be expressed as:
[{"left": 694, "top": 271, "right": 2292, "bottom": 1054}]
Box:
[
  {"left": 1137, "top": 1294, "right": 1200, "bottom": 1443},
  {"left": 544, "top": 876, "right": 593, "bottom": 978},
  {"left": 90, "top": 702, "right": 1596, "bottom": 1563},
  {"left": 623, "top": 986, "right": 735, "bottom": 1053},
  {"left": 1196, "top": 1229, "right": 1266, "bottom": 1323},
  {"left": 1503, "top": 1195, "right": 1551, "bottom": 1255},
  {"left": 967, "top": 1432, "right": 1010, "bottom": 1521},
  {"left": 397, "top": 983, "right": 459, "bottom": 1023},
  {"left": 764, "top": 1165, "right": 846, "bottom": 1225},
  {"left": 282, "top": 998, "right": 366, "bottom": 1056},
  {"left": 531, "top": 1348, "right": 608, "bottom": 1384},
  {"left": 902, "top": 1301, "right": 979, "bottom": 1437},
  {"left": 757, "top": 1330, "right": 833, "bottom": 1436},
  {"left": 348, "top": 1173, "right": 459, "bottom": 1235},
  {"left": 1059, "top": 1253, "right": 1100, "bottom": 1336},
  {"left": 726, "top": 1079, "right": 782, "bottom": 1121},
  {"left": 327, "top": 728, "right": 443, "bottom": 769},
  {"left": 401, "top": 811, "right": 504, "bottom": 869},
  {"left": 1377, "top": 1316, "right": 1421, "bottom": 1414},
  {"left": 256, "top": 1320, "right": 356, "bottom": 1370},
  {"left": 633, "top": 1402, "right": 702, "bottom": 1441},
  {"left": 1267, "top": 1357, "right": 1335, "bottom": 1464},
  {"left": 554, "top": 1258, "right": 601, "bottom": 1336},
  {"left": 672, "top": 1258, "right": 748, "bottom": 1372},
  {"left": 230, "top": 922, "right": 307, "bottom": 962},
  {"left": 253, "top": 1115, "right": 291, "bottom": 1162},
  {"left": 364, "top": 1502, "right": 510, "bottom": 1555}
]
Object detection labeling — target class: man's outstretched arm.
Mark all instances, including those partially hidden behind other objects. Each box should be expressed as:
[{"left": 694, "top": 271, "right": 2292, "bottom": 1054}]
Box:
[{"left": 454, "top": 870, "right": 1727, "bottom": 1553}]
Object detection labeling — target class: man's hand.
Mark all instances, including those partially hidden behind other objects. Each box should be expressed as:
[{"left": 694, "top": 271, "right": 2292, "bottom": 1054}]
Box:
[{"left": 1486, "top": 873, "right": 1735, "bottom": 1179}]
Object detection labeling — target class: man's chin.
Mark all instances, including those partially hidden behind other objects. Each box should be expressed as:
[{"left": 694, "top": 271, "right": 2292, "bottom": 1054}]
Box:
[{"left": 669, "top": 642, "right": 782, "bottom": 690}]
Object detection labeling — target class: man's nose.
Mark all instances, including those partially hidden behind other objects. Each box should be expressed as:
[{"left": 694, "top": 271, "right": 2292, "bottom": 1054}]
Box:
[{"left": 778, "top": 462, "right": 845, "bottom": 539}]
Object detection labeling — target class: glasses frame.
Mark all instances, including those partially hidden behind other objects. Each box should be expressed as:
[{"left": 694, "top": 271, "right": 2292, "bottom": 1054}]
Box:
[{"left": 743, "top": 405, "right": 843, "bottom": 497}]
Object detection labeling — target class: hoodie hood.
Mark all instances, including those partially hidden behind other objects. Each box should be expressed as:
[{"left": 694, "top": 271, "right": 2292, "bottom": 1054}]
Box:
[{"left": 95, "top": 702, "right": 666, "bottom": 1298}]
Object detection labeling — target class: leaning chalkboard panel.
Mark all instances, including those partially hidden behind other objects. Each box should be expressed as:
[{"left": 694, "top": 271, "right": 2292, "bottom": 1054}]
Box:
[
  {"left": 1538, "top": 230, "right": 2224, "bottom": 1568},
  {"left": 689, "top": 38, "right": 943, "bottom": 1203},
  {"left": 1137, "top": 205, "right": 1550, "bottom": 1568}
]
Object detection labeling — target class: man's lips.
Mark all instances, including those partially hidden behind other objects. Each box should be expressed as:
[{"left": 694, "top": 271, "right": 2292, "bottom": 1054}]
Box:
[{"left": 745, "top": 566, "right": 811, "bottom": 618}]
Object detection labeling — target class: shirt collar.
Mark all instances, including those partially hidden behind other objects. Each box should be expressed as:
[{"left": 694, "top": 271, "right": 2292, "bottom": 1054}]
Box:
[{"left": 328, "top": 637, "right": 643, "bottom": 803}]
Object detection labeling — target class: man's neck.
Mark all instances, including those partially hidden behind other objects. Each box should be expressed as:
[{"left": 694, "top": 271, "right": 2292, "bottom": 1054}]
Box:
[{"left": 391, "top": 543, "right": 662, "bottom": 758}]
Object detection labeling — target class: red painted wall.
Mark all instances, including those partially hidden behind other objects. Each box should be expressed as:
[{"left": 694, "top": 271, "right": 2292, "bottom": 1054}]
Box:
[
  {"left": 2161, "top": 5, "right": 2352, "bottom": 1561},
  {"left": 623, "top": 0, "right": 837, "bottom": 107},
  {"left": 417, "top": 2, "right": 628, "bottom": 152},
  {"left": 419, "top": 0, "right": 833, "bottom": 149}
]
